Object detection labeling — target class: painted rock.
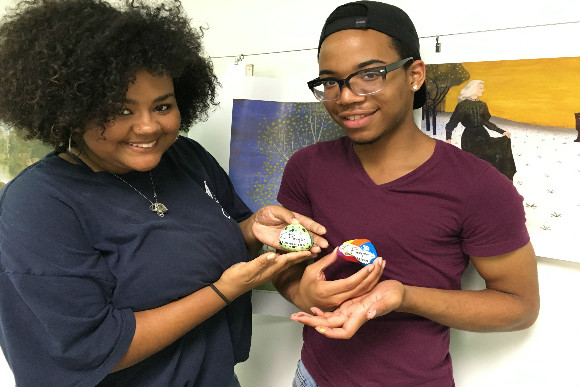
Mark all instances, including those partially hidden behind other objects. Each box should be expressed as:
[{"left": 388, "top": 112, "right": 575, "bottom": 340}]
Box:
[
  {"left": 337, "top": 239, "right": 378, "bottom": 265},
  {"left": 279, "top": 224, "right": 313, "bottom": 251}
]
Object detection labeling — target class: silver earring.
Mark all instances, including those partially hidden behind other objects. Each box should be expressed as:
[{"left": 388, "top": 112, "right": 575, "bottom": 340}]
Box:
[
  {"left": 412, "top": 85, "right": 418, "bottom": 90},
  {"left": 68, "top": 132, "right": 83, "bottom": 156}
]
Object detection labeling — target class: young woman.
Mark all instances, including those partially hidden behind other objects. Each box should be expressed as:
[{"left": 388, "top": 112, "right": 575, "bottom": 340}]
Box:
[{"left": 0, "top": 1, "right": 326, "bottom": 386}]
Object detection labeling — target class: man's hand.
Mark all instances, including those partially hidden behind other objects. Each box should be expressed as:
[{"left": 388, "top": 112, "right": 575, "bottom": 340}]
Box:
[
  {"left": 290, "top": 279, "right": 404, "bottom": 339},
  {"left": 291, "top": 248, "right": 385, "bottom": 312},
  {"left": 250, "top": 205, "right": 328, "bottom": 254}
]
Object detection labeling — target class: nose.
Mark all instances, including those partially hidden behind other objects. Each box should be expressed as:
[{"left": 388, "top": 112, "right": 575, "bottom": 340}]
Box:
[
  {"left": 336, "top": 84, "right": 365, "bottom": 105},
  {"left": 133, "top": 111, "right": 159, "bottom": 132}
]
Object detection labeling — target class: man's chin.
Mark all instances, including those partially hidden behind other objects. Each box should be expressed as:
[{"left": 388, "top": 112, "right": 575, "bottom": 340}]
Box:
[{"left": 349, "top": 133, "right": 383, "bottom": 146}]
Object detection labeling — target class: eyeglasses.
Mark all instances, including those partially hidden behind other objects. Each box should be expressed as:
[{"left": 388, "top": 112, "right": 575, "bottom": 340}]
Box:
[{"left": 307, "top": 57, "right": 414, "bottom": 102}]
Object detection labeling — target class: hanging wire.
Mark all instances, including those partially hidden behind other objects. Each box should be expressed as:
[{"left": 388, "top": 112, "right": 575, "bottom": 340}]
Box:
[
  {"left": 421, "top": 20, "right": 579, "bottom": 39},
  {"left": 211, "top": 47, "right": 317, "bottom": 60},
  {"left": 209, "top": 20, "right": 580, "bottom": 60}
]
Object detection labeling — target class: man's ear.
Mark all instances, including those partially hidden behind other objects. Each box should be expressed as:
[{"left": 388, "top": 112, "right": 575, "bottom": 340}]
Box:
[{"left": 409, "top": 59, "right": 426, "bottom": 90}]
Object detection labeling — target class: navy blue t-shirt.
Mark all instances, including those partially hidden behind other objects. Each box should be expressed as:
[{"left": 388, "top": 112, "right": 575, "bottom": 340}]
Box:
[{"left": 0, "top": 136, "right": 253, "bottom": 387}]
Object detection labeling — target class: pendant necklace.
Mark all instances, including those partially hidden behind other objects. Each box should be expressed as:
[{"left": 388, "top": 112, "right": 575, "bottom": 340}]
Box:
[{"left": 110, "top": 172, "right": 168, "bottom": 217}]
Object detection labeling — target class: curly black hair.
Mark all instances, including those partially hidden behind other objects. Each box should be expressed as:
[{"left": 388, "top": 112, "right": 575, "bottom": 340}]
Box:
[{"left": 0, "top": 0, "right": 219, "bottom": 152}]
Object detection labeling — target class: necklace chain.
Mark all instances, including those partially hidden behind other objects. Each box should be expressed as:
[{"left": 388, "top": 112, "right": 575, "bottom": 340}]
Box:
[{"left": 110, "top": 171, "right": 168, "bottom": 217}]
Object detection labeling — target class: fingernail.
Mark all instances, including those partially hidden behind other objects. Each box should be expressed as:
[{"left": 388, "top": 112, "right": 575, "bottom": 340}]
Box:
[
  {"left": 266, "top": 253, "right": 277, "bottom": 260},
  {"left": 291, "top": 218, "right": 300, "bottom": 224},
  {"left": 316, "top": 327, "right": 326, "bottom": 333},
  {"left": 368, "top": 310, "right": 376, "bottom": 319},
  {"left": 367, "top": 264, "right": 374, "bottom": 272}
]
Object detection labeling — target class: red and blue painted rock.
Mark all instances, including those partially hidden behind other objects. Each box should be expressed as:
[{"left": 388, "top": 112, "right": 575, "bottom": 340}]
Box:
[{"left": 337, "top": 239, "right": 378, "bottom": 265}]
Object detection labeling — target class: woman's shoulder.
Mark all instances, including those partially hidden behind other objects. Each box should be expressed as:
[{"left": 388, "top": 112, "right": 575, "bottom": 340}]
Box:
[
  {"left": 458, "top": 98, "right": 485, "bottom": 106},
  {"left": 163, "top": 135, "right": 227, "bottom": 180},
  {"left": 0, "top": 152, "right": 73, "bottom": 210},
  {"left": 167, "top": 136, "right": 214, "bottom": 163}
]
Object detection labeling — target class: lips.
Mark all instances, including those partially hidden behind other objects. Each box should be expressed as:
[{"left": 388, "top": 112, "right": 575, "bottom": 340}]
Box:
[
  {"left": 129, "top": 140, "right": 156, "bottom": 148},
  {"left": 345, "top": 114, "right": 367, "bottom": 121},
  {"left": 340, "top": 111, "right": 375, "bottom": 129}
]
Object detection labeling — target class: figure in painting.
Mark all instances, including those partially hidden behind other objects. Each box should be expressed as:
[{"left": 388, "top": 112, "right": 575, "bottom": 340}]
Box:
[
  {"left": 445, "top": 80, "right": 517, "bottom": 180},
  {"left": 574, "top": 112, "right": 580, "bottom": 142}
]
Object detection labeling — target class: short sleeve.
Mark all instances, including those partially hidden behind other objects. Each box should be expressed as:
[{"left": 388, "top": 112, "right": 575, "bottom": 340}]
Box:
[
  {"left": 0, "top": 182, "right": 135, "bottom": 387},
  {"left": 460, "top": 167, "right": 529, "bottom": 257},
  {"left": 172, "top": 137, "right": 252, "bottom": 223},
  {"left": 205, "top": 152, "right": 253, "bottom": 223},
  {"left": 277, "top": 148, "right": 313, "bottom": 217}
]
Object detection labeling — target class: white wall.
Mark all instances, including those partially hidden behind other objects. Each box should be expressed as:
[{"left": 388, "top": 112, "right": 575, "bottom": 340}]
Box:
[
  {"left": 237, "top": 258, "right": 580, "bottom": 387},
  {"left": 1, "top": 0, "right": 579, "bottom": 386}
]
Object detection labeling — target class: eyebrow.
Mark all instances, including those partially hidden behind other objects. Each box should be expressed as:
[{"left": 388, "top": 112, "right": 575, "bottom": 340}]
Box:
[
  {"left": 125, "top": 93, "right": 176, "bottom": 104},
  {"left": 319, "top": 59, "right": 387, "bottom": 76}
]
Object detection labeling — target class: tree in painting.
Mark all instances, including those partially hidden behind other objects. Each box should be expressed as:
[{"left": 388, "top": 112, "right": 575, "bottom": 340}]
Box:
[
  {"left": 0, "top": 127, "right": 51, "bottom": 184},
  {"left": 248, "top": 102, "right": 342, "bottom": 209},
  {"left": 423, "top": 63, "right": 470, "bottom": 135}
]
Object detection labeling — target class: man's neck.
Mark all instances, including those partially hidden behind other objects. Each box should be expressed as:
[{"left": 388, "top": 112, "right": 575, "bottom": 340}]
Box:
[{"left": 353, "top": 126, "right": 435, "bottom": 185}]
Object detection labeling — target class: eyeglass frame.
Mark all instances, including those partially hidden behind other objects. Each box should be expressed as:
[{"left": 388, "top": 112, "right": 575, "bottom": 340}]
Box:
[{"left": 307, "top": 57, "right": 414, "bottom": 102}]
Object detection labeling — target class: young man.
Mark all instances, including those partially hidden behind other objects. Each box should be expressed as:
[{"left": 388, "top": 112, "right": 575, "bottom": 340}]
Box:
[{"left": 272, "top": 2, "right": 540, "bottom": 387}]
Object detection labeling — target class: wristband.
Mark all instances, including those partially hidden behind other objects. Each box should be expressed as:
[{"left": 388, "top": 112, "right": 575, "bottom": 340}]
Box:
[{"left": 209, "top": 283, "right": 231, "bottom": 305}]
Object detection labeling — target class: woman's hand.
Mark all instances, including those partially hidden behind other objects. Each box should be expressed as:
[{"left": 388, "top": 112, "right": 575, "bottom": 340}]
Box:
[
  {"left": 249, "top": 205, "right": 328, "bottom": 253},
  {"left": 503, "top": 131, "right": 511, "bottom": 138},
  {"left": 215, "top": 249, "right": 315, "bottom": 301},
  {"left": 290, "top": 279, "right": 405, "bottom": 339}
]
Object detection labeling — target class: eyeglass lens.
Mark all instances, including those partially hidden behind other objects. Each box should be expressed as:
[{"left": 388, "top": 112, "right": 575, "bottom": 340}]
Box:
[
  {"left": 309, "top": 57, "right": 413, "bottom": 101},
  {"left": 311, "top": 69, "right": 384, "bottom": 101}
]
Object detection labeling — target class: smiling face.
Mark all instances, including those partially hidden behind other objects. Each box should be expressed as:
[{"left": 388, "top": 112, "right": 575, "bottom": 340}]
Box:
[
  {"left": 79, "top": 69, "right": 181, "bottom": 174},
  {"left": 318, "top": 29, "right": 418, "bottom": 145}
]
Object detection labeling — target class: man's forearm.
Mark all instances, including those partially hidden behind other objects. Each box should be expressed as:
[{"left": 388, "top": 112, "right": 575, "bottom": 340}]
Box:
[
  {"left": 398, "top": 286, "right": 539, "bottom": 332},
  {"left": 272, "top": 262, "right": 310, "bottom": 312}
]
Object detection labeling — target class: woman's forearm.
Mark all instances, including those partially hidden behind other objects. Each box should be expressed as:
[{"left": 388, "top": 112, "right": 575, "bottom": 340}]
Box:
[
  {"left": 238, "top": 214, "right": 263, "bottom": 257},
  {"left": 112, "top": 284, "right": 231, "bottom": 372}
]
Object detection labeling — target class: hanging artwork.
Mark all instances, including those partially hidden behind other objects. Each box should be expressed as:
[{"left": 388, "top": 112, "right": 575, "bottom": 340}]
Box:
[
  {"left": 227, "top": 78, "right": 342, "bottom": 298},
  {"left": 229, "top": 99, "right": 342, "bottom": 213},
  {"left": 421, "top": 56, "right": 580, "bottom": 262},
  {"left": 0, "top": 125, "right": 51, "bottom": 188}
]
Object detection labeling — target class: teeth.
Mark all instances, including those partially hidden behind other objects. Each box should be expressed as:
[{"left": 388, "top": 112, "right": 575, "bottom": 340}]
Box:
[
  {"left": 346, "top": 114, "right": 366, "bottom": 121},
  {"left": 130, "top": 141, "right": 156, "bottom": 148}
]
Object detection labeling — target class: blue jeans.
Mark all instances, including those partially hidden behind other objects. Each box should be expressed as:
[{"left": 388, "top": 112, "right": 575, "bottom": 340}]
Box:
[{"left": 292, "top": 359, "right": 319, "bottom": 387}]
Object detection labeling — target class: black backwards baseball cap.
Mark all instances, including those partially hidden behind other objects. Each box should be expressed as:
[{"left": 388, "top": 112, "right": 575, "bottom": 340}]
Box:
[{"left": 317, "top": 1, "right": 426, "bottom": 109}]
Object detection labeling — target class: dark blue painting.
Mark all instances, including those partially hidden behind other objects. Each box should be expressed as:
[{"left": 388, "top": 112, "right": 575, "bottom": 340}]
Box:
[{"left": 229, "top": 99, "right": 342, "bottom": 212}]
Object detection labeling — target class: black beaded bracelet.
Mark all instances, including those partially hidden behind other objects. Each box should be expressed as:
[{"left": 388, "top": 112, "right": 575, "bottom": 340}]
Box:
[{"left": 209, "top": 283, "right": 231, "bottom": 305}]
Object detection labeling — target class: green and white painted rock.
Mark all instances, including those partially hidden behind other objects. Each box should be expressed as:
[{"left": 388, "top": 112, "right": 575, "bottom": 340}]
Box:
[{"left": 279, "top": 224, "right": 313, "bottom": 251}]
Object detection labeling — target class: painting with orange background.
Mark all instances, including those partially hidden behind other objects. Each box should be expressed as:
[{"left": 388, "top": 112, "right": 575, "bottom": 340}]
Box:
[{"left": 421, "top": 56, "right": 580, "bottom": 261}]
